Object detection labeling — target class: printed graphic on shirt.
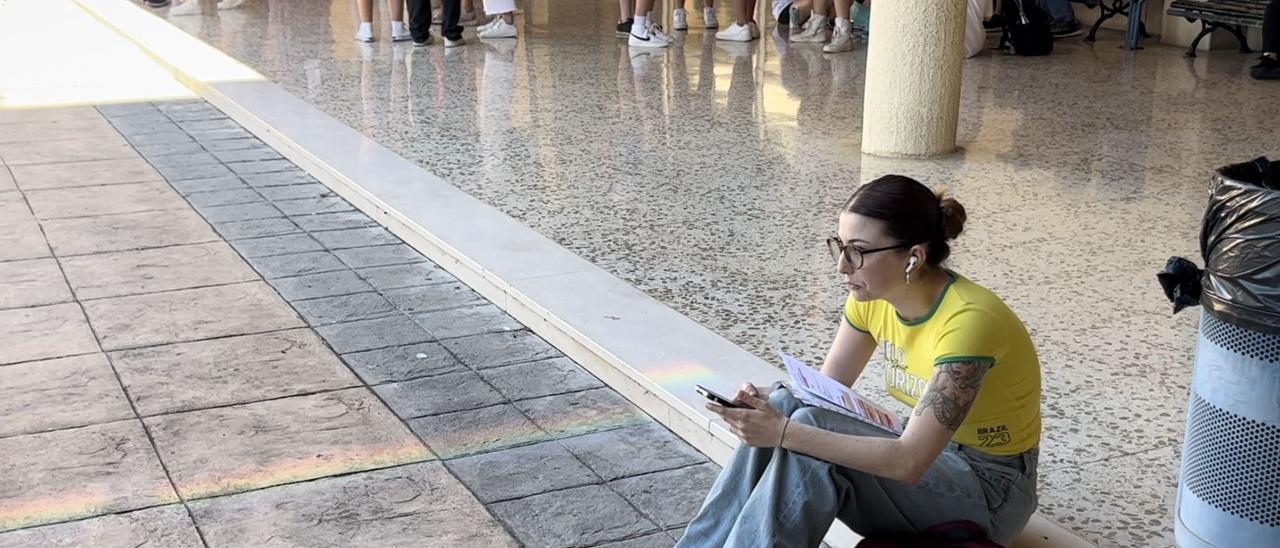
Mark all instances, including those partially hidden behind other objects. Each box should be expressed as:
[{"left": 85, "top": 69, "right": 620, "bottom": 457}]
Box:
[
  {"left": 883, "top": 341, "right": 928, "bottom": 402},
  {"left": 976, "top": 425, "right": 1013, "bottom": 448}
]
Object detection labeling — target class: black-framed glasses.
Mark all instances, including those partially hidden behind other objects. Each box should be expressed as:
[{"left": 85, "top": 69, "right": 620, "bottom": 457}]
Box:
[{"left": 826, "top": 237, "right": 913, "bottom": 270}]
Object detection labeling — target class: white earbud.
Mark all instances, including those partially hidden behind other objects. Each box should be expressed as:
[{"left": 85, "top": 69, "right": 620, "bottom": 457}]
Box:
[{"left": 906, "top": 256, "right": 919, "bottom": 273}]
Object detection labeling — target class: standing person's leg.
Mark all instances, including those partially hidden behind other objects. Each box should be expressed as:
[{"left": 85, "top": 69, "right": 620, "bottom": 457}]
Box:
[
  {"left": 1264, "top": 0, "right": 1279, "bottom": 54},
  {"left": 390, "top": 0, "right": 411, "bottom": 41},
  {"left": 676, "top": 387, "right": 808, "bottom": 548},
  {"left": 478, "top": 0, "right": 517, "bottom": 38},
  {"left": 618, "top": 0, "right": 637, "bottom": 34},
  {"left": 1039, "top": 0, "right": 1082, "bottom": 37},
  {"left": 459, "top": 0, "right": 477, "bottom": 24},
  {"left": 831, "top": 0, "right": 850, "bottom": 20},
  {"left": 1254, "top": 0, "right": 1280, "bottom": 79},
  {"left": 824, "top": 0, "right": 855, "bottom": 51},
  {"left": 716, "top": 0, "right": 757, "bottom": 40},
  {"left": 406, "top": 0, "right": 434, "bottom": 45},
  {"left": 704, "top": 0, "right": 719, "bottom": 28},
  {"left": 439, "top": 0, "right": 464, "bottom": 44},
  {"left": 388, "top": 0, "right": 405, "bottom": 23},
  {"left": 675, "top": 0, "right": 690, "bottom": 30},
  {"left": 631, "top": 0, "right": 674, "bottom": 46},
  {"left": 792, "top": 0, "right": 832, "bottom": 43},
  {"left": 674, "top": 0, "right": 716, "bottom": 29},
  {"left": 633, "top": 0, "right": 655, "bottom": 35},
  {"left": 356, "top": 0, "right": 376, "bottom": 41},
  {"left": 477, "top": 0, "right": 498, "bottom": 30}
]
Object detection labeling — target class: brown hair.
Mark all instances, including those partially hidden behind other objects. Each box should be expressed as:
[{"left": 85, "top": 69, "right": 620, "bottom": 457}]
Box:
[{"left": 842, "top": 175, "right": 967, "bottom": 265}]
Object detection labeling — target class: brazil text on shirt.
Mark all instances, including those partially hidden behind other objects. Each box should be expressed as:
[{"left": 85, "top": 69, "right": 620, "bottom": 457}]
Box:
[{"left": 843, "top": 271, "right": 1043, "bottom": 456}]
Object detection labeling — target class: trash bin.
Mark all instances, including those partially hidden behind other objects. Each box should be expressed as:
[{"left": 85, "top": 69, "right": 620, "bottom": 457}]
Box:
[{"left": 1159, "top": 158, "right": 1280, "bottom": 548}]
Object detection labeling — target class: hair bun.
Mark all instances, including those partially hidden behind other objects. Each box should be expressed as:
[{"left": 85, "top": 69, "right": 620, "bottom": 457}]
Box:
[{"left": 936, "top": 190, "right": 966, "bottom": 241}]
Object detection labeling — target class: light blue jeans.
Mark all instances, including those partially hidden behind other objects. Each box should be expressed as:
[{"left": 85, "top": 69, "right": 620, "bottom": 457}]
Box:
[
  {"left": 1039, "top": 0, "right": 1081, "bottom": 25},
  {"left": 676, "top": 387, "right": 1038, "bottom": 548}
]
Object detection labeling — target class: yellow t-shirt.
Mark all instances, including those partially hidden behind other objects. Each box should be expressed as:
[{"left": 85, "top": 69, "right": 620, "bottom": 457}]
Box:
[{"left": 843, "top": 272, "right": 1042, "bottom": 456}]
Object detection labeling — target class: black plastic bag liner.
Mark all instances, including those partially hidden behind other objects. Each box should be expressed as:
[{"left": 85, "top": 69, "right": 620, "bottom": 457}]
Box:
[
  {"left": 1198, "top": 157, "right": 1280, "bottom": 334},
  {"left": 1157, "top": 257, "right": 1203, "bottom": 314}
]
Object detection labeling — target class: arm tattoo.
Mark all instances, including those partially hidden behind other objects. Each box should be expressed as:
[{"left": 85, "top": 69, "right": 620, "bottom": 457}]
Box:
[{"left": 913, "top": 361, "right": 991, "bottom": 431}]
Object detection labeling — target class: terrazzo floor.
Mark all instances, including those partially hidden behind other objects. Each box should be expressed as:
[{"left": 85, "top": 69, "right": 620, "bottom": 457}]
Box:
[{"left": 154, "top": 0, "right": 1280, "bottom": 545}]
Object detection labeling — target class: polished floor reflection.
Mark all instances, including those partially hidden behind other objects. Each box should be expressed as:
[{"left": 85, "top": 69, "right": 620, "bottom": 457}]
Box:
[{"left": 161, "top": 1, "right": 1280, "bottom": 545}]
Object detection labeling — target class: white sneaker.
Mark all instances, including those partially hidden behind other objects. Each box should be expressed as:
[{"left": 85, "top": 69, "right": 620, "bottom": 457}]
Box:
[
  {"left": 477, "top": 16, "right": 497, "bottom": 32},
  {"left": 647, "top": 23, "right": 674, "bottom": 45},
  {"left": 444, "top": 36, "right": 465, "bottom": 47},
  {"left": 169, "top": 0, "right": 200, "bottom": 16},
  {"left": 790, "top": 14, "right": 828, "bottom": 42},
  {"left": 629, "top": 25, "right": 670, "bottom": 48},
  {"left": 823, "top": 18, "right": 854, "bottom": 53},
  {"left": 217, "top": 0, "right": 243, "bottom": 8},
  {"left": 704, "top": 7, "right": 718, "bottom": 28},
  {"left": 748, "top": 21, "right": 760, "bottom": 39},
  {"left": 355, "top": 22, "right": 375, "bottom": 42},
  {"left": 673, "top": 8, "right": 688, "bottom": 30},
  {"left": 391, "top": 21, "right": 411, "bottom": 42},
  {"left": 478, "top": 18, "right": 517, "bottom": 39},
  {"left": 715, "top": 22, "right": 753, "bottom": 42},
  {"left": 460, "top": 10, "right": 478, "bottom": 26}
]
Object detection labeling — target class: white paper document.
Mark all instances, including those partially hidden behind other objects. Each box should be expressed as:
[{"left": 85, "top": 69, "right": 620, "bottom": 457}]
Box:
[{"left": 780, "top": 351, "right": 904, "bottom": 434}]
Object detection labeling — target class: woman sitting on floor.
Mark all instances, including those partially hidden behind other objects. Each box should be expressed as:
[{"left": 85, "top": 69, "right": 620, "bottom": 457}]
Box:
[{"left": 677, "top": 175, "right": 1043, "bottom": 547}]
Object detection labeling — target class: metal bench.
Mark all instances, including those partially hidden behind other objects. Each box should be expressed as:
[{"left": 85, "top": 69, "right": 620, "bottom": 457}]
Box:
[
  {"left": 1168, "top": 0, "right": 1270, "bottom": 57},
  {"left": 1086, "top": 0, "right": 1152, "bottom": 46}
]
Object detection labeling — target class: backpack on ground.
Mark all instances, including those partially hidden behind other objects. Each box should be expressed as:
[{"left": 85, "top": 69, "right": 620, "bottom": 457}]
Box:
[{"left": 999, "top": 0, "right": 1053, "bottom": 56}]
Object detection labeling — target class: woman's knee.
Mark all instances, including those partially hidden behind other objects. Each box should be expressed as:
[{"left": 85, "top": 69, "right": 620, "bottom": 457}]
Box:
[
  {"left": 789, "top": 406, "right": 826, "bottom": 427},
  {"left": 768, "top": 386, "right": 806, "bottom": 417}
]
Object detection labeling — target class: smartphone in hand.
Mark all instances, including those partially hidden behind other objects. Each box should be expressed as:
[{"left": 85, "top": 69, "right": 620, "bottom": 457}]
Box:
[{"left": 696, "top": 385, "right": 748, "bottom": 409}]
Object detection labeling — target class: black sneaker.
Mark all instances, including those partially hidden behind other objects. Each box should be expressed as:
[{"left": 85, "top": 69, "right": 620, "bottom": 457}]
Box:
[
  {"left": 616, "top": 18, "right": 634, "bottom": 36},
  {"left": 143, "top": 0, "right": 171, "bottom": 6},
  {"left": 1050, "top": 20, "right": 1083, "bottom": 39},
  {"left": 1252, "top": 56, "right": 1280, "bottom": 80}
]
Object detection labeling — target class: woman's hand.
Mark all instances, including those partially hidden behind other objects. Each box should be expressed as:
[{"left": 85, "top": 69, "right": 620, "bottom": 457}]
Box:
[{"left": 706, "top": 383, "right": 789, "bottom": 448}]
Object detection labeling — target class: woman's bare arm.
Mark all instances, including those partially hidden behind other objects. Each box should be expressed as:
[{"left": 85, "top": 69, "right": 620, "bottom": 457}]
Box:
[
  {"left": 820, "top": 319, "right": 877, "bottom": 387},
  {"left": 779, "top": 360, "right": 993, "bottom": 483}
]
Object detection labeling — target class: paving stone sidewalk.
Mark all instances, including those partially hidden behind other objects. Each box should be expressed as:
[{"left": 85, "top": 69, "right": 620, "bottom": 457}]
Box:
[{"left": 0, "top": 102, "right": 718, "bottom": 547}]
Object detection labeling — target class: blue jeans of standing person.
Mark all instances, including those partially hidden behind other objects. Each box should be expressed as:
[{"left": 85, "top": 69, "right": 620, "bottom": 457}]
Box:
[
  {"left": 1039, "top": 0, "right": 1081, "bottom": 24},
  {"left": 676, "top": 387, "right": 1039, "bottom": 548}
]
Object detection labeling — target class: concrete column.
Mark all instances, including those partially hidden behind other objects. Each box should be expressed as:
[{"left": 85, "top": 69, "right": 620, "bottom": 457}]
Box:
[{"left": 860, "top": 0, "right": 968, "bottom": 158}]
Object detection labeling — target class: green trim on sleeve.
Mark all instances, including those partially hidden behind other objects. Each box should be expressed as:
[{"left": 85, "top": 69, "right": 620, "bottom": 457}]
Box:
[
  {"left": 842, "top": 310, "right": 871, "bottom": 334},
  {"left": 934, "top": 355, "right": 997, "bottom": 366}
]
